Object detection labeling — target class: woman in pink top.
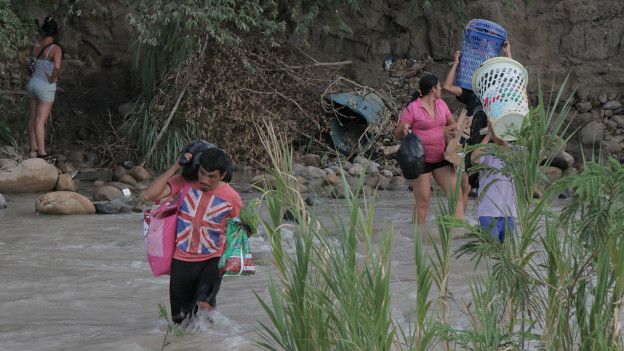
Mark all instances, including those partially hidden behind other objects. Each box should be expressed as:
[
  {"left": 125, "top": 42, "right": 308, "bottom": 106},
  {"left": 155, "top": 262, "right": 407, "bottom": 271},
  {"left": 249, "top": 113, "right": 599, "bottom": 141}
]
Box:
[{"left": 394, "top": 75, "right": 464, "bottom": 224}]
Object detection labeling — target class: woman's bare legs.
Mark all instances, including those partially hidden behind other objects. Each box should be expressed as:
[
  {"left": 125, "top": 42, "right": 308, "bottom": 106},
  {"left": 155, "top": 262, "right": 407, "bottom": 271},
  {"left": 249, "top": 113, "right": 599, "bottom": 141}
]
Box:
[
  {"left": 34, "top": 100, "right": 54, "bottom": 156},
  {"left": 27, "top": 98, "right": 38, "bottom": 155},
  {"left": 411, "top": 172, "right": 432, "bottom": 224},
  {"left": 461, "top": 173, "right": 470, "bottom": 212},
  {"left": 432, "top": 165, "right": 464, "bottom": 219}
]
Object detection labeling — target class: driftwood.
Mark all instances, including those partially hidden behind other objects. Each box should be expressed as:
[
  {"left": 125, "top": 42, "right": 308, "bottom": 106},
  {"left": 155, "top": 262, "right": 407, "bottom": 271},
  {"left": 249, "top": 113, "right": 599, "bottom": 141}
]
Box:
[
  {"left": 267, "top": 60, "right": 353, "bottom": 72},
  {"left": 140, "top": 85, "right": 188, "bottom": 167},
  {"left": 444, "top": 109, "right": 470, "bottom": 166}
]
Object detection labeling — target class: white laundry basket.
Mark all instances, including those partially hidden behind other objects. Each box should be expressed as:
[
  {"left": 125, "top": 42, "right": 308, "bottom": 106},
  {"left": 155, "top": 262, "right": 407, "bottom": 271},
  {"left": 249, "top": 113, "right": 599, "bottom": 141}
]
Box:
[{"left": 472, "top": 57, "right": 529, "bottom": 141}]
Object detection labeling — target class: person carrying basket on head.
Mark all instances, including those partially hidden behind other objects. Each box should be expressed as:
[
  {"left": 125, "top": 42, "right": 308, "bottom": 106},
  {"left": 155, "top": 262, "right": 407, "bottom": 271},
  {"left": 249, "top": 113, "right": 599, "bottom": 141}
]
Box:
[{"left": 443, "top": 41, "right": 512, "bottom": 215}]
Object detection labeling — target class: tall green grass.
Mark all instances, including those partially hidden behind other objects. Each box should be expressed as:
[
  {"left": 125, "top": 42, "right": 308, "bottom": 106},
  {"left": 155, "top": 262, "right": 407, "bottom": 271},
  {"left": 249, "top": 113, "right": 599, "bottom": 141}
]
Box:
[{"left": 255, "top": 79, "right": 624, "bottom": 350}]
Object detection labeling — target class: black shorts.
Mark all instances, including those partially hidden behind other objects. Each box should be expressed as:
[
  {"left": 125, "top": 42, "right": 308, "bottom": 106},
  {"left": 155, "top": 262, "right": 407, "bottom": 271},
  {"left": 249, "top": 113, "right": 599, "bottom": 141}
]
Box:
[
  {"left": 422, "top": 160, "right": 451, "bottom": 174},
  {"left": 170, "top": 257, "right": 222, "bottom": 324}
]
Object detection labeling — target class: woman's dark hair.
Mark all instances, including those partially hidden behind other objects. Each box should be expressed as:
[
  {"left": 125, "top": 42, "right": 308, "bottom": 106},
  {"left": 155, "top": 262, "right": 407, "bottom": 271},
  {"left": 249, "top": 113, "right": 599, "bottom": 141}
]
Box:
[
  {"left": 182, "top": 147, "right": 233, "bottom": 182},
  {"left": 409, "top": 74, "right": 439, "bottom": 102},
  {"left": 418, "top": 74, "right": 439, "bottom": 97},
  {"left": 39, "top": 17, "right": 58, "bottom": 37}
]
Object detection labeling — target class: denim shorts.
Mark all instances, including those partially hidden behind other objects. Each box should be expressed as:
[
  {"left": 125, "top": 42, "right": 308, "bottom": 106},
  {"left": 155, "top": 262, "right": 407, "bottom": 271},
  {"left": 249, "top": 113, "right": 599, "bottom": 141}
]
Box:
[
  {"left": 26, "top": 78, "right": 57, "bottom": 102},
  {"left": 479, "top": 216, "right": 516, "bottom": 243}
]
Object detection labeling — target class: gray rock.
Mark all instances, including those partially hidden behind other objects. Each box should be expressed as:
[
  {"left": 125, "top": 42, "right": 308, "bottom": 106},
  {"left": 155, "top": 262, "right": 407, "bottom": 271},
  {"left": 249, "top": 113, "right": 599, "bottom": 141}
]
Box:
[
  {"left": 608, "top": 91, "right": 618, "bottom": 101},
  {"left": 604, "top": 100, "right": 622, "bottom": 110},
  {"left": 93, "top": 185, "right": 123, "bottom": 201},
  {"left": 0, "top": 193, "right": 5, "bottom": 209},
  {"left": 353, "top": 155, "right": 368, "bottom": 166},
  {"left": 119, "top": 174, "right": 138, "bottom": 186},
  {"left": 580, "top": 121, "right": 604, "bottom": 145},
  {"left": 302, "top": 154, "right": 322, "bottom": 168},
  {"left": 604, "top": 119, "right": 618, "bottom": 131},
  {"left": 604, "top": 109, "right": 614, "bottom": 117},
  {"left": 55, "top": 174, "right": 77, "bottom": 192},
  {"left": 611, "top": 135, "right": 624, "bottom": 144},
  {"left": 128, "top": 166, "right": 151, "bottom": 182},
  {"left": 94, "top": 180, "right": 105, "bottom": 187},
  {"left": 67, "top": 150, "right": 85, "bottom": 163},
  {"left": 390, "top": 176, "right": 407, "bottom": 191},
  {"left": 558, "top": 189, "right": 574, "bottom": 199},
  {"left": 113, "top": 165, "right": 127, "bottom": 180},
  {"left": 305, "top": 194, "right": 322, "bottom": 206},
  {"left": 603, "top": 140, "right": 622, "bottom": 154},
  {"left": 599, "top": 91, "right": 608, "bottom": 104},
  {"left": 323, "top": 168, "right": 336, "bottom": 177},
  {"left": 368, "top": 163, "right": 380, "bottom": 174},
  {"left": 302, "top": 166, "right": 325, "bottom": 179},
  {"left": 292, "top": 163, "right": 305, "bottom": 177},
  {"left": 575, "top": 101, "right": 592, "bottom": 113},
  {"left": 36, "top": 191, "right": 95, "bottom": 215},
  {"left": 576, "top": 88, "right": 590, "bottom": 101},
  {"left": 55, "top": 154, "right": 67, "bottom": 162},
  {"left": 94, "top": 202, "right": 119, "bottom": 214},
  {"left": 56, "top": 161, "right": 76, "bottom": 174},
  {"left": 376, "top": 176, "right": 391, "bottom": 190},
  {"left": 342, "top": 161, "right": 352, "bottom": 170},
  {"left": 380, "top": 170, "right": 393, "bottom": 178},
  {"left": 612, "top": 115, "right": 624, "bottom": 128},
  {"left": 348, "top": 163, "right": 365, "bottom": 176}
]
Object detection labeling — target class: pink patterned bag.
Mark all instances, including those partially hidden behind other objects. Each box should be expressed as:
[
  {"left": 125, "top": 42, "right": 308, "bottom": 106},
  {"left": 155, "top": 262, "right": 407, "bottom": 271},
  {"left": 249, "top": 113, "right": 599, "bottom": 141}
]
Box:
[{"left": 143, "top": 184, "right": 191, "bottom": 277}]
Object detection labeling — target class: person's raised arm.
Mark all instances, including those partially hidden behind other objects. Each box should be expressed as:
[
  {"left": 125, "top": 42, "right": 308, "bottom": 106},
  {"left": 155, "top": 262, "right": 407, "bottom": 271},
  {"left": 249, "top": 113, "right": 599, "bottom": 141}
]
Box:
[
  {"left": 443, "top": 51, "right": 463, "bottom": 97},
  {"left": 502, "top": 41, "right": 512, "bottom": 58},
  {"left": 142, "top": 153, "right": 191, "bottom": 202},
  {"left": 49, "top": 45, "right": 62, "bottom": 83}
]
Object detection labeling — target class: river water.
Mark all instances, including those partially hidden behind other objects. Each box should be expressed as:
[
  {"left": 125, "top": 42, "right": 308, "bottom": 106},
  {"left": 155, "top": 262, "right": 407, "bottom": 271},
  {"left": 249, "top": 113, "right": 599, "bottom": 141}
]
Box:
[{"left": 1, "top": 180, "right": 490, "bottom": 351}]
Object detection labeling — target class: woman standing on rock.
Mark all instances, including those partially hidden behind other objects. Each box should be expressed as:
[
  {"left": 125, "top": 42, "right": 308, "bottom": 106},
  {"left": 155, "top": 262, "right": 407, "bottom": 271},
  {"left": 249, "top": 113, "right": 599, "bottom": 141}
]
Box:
[
  {"left": 25, "top": 17, "right": 62, "bottom": 160},
  {"left": 394, "top": 74, "right": 464, "bottom": 224}
]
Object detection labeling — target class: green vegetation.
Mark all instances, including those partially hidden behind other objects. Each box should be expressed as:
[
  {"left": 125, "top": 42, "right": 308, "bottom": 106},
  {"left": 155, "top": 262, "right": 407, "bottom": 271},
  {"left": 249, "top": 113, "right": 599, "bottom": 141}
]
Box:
[{"left": 254, "top": 79, "right": 624, "bottom": 350}]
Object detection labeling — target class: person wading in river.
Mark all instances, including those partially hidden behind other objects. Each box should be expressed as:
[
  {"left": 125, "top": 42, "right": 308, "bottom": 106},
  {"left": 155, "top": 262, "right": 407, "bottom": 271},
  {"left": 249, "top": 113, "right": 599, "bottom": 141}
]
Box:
[
  {"left": 394, "top": 74, "right": 463, "bottom": 224},
  {"left": 143, "top": 148, "right": 242, "bottom": 324}
]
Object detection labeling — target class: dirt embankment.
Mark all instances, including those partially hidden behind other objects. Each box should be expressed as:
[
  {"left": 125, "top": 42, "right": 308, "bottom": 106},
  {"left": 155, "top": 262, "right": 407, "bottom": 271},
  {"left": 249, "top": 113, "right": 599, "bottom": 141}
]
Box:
[{"left": 15, "top": 0, "right": 624, "bottom": 164}]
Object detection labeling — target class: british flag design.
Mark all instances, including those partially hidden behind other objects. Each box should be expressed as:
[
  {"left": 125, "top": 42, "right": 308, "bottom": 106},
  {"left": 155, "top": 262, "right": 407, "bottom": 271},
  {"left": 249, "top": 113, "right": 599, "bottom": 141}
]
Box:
[{"left": 175, "top": 188, "right": 233, "bottom": 255}]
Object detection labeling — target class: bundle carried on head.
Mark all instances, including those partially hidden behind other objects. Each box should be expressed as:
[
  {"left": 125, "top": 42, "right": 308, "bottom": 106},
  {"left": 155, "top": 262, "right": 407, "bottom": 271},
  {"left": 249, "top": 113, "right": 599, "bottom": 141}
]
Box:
[{"left": 179, "top": 139, "right": 233, "bottom": 182}]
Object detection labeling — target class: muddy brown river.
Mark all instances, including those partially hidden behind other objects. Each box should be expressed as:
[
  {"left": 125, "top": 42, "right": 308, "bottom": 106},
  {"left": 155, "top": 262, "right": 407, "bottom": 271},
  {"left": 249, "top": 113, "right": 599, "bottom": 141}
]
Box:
[{"left": 1, "top": 180, "right": 490, "bottom": 351}]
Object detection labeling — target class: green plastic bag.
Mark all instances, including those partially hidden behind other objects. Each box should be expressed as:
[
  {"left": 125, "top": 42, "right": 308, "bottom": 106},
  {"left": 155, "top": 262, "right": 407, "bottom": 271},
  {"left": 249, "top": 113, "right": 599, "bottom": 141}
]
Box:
[{"left": 219, "top": 218, "right": 256, "bottom": 276}]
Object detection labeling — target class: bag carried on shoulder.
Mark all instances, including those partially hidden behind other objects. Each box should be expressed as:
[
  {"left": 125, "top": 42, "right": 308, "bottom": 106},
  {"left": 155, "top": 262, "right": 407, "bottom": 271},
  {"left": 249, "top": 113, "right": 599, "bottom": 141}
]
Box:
[
  {"left": 219, "top": 218, "right": 255, "bottom": 276},
  {"left": 143, "top": 184, "right": 190, "bottom": 277}
]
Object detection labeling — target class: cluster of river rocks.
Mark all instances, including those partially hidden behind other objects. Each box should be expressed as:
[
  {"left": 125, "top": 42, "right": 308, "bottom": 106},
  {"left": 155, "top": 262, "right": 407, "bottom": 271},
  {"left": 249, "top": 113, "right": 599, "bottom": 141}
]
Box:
[{"left": 0, "top": 147, "right": 152, "bottom": 215}]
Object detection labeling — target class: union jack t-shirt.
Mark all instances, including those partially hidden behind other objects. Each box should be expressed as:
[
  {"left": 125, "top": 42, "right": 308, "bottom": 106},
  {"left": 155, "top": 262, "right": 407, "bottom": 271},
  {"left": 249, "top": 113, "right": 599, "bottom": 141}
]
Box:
[{"left": 168, "top": 175, "right": 242, "bottom": 262}]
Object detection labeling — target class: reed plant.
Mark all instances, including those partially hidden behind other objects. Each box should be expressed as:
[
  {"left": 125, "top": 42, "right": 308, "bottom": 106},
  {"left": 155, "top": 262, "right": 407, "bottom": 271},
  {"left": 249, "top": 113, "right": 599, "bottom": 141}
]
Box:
[{"left": 255, "top": 79, "right": 624, "bottom": 350}]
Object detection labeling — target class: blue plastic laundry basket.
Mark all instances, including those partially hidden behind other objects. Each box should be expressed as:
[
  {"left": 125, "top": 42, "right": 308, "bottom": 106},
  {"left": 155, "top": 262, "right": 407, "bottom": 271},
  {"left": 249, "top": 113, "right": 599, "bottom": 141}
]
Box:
[{"left": 456, "top": 19, "right": 507, "bottom": 90}]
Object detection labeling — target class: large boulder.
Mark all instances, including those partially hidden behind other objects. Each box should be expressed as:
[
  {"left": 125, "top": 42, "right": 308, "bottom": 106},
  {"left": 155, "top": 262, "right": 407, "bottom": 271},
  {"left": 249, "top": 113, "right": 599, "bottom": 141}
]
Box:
[
  {"left": 93, "top": 185, "right": 123, "bottom": 201},
  {"left": 0, "top": 158, "right": 59, "bottom": 193},
  {"left": 35, "top": 191, "right": 95, "bottom": 215}
]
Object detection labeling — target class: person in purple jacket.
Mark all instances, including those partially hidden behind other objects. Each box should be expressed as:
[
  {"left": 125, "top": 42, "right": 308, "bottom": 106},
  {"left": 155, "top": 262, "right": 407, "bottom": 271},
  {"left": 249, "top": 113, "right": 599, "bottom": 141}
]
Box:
[{"left": 470, "top": 121, "right": 517, "bottom": 242}]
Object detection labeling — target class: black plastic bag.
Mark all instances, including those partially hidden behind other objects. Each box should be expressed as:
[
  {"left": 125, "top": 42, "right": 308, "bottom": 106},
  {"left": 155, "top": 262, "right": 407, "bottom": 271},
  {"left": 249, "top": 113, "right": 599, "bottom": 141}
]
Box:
[{"left": 396, "top": 133, "right": 425, "bottom": 180}]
